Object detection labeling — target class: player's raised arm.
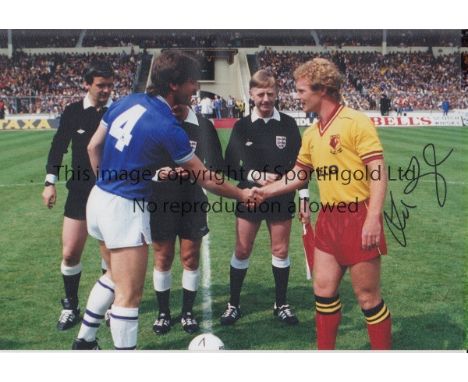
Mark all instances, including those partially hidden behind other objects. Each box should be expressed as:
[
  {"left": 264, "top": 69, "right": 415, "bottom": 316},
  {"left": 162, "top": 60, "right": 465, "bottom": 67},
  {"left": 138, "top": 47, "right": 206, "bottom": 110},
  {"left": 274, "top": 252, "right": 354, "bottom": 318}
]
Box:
[{"left": 87, "top": 122, "right": 108, "bottom": 177}]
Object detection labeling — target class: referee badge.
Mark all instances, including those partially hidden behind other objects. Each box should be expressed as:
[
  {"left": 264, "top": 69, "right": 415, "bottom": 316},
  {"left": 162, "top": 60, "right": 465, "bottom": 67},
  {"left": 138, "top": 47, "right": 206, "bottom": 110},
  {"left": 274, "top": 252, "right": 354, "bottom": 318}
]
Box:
[
  {"left": 329, "top": 134, "right": 342, "bottom": 154},
  {"left": 276, "top": 136, "right": 287, "bottom": 149},
  {"left": 190, "top": 140, "right": 198, "bottom": 150}
]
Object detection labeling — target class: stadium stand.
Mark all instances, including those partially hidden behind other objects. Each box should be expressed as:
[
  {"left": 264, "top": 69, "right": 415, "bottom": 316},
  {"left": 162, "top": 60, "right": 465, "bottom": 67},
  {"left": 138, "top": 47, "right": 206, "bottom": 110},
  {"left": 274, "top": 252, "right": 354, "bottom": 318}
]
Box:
[
  {"left": 318, "top": 30, "right": 383, "bottom": 46},
  {"left": 1, "top": 29, "right": 462, "bottom": 49},
  {"left": 255, "top": 48, "right": 466, "bottom": 111},
  {"left": 386, "top": 30, "right": 460, "bottom": 47},
  {"left": 463, "top": 52, "right": 468, "bottom": 92},
  {"left": 0, "top": 51, "right": 141, "bottom": 114},
  {"left": 0, "top": 30, "right": 7, "bottom": 48},
  {"left": 12, "top": 29, "right": 80, "bottom": 48},
  {"left": 462, "top": 30, "right": 468, "bottom": 47},
  {"left": 82, "top": 30, "right": 317, "bottom": 48},
  {"left": 316, "top": 30, "right": 460, "bottom": 47},
  {"left": 0, "top": 29, "right": 466, "bottom": 116}
]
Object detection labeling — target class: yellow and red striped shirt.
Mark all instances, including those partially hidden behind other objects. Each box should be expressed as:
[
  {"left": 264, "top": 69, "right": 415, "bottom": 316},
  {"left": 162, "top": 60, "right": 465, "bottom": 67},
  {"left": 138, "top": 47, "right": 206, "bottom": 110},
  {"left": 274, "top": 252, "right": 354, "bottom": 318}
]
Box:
[{"left": 297, "top": 105, "right": 384, "bottom": 204}]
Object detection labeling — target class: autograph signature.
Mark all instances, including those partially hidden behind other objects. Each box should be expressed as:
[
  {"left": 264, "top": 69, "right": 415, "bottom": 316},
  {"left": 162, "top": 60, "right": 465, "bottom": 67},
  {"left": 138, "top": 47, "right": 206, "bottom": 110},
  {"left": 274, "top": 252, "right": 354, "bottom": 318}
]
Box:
[{"left": 384, "top": 143, "right": 454, "bottom": 247}]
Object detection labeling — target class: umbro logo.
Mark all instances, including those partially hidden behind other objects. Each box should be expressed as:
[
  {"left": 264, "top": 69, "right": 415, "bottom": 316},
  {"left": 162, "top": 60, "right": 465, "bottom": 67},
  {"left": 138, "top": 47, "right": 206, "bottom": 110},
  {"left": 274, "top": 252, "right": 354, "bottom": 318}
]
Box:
[
  {"left": 245, "top": 141, "right": 253, "bottom": 146},
  {"left": 77, "top": 129, "right": 85, "bottom": 134}
]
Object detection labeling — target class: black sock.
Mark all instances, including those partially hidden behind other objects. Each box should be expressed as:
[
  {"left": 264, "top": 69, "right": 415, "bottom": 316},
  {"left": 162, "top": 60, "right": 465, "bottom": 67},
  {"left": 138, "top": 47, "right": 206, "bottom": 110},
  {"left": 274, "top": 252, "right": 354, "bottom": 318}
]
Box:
[
  {"left": 182, "top": 289, "right": 197, "bottom": 313},
  {"left": 272, "top": 265, "right": 290, "bottom": 307},
  {"left": 156, "top": 289, "right": 170, "bottom": 314},
  {"left": 229, "top": 265, "right": 248, "bottom": 307},
  {"left": 63, "top": 272, "right": 81, "bottom": 307}
]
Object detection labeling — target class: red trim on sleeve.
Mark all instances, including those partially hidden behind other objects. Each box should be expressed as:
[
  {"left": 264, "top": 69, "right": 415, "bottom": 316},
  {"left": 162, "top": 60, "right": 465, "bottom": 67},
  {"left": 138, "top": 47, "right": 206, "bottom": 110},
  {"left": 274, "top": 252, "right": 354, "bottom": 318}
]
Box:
[
  {"left": 363, "top": 154, "right": 384, "bottom": 164},
  {"left": 360, "top": 150, "right": 383, "bottom": 159},
  {"left": 296, "top": 160, "right": 314, "bottom": 170}
]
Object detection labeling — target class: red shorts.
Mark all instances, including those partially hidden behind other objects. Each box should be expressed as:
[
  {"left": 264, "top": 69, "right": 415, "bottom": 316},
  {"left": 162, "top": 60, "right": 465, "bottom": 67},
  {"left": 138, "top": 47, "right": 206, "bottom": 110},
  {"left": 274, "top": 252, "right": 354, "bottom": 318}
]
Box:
[{"left": 315, "top": 200, "right": 387, "bottom": 266}]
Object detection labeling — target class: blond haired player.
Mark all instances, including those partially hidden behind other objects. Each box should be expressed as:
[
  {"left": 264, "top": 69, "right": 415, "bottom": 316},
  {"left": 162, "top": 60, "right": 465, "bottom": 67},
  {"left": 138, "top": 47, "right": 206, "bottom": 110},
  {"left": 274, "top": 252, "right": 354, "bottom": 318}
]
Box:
[{"left": 254, "top": 58, "right": 391, "bottom": 350}]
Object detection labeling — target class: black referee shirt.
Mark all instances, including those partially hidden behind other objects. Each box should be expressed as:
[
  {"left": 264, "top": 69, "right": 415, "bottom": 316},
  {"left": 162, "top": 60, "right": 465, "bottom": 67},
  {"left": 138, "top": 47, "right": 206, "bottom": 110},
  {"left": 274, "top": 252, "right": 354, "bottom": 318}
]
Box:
[
  {"left": 150, "top": 112, "right": 225, "bottom": 203},
  {"left": 225, "top": 111, "right": 305, "bottom": 189},
  {"left": 45, "top": 98, "right": 109, "bottom": 191}
]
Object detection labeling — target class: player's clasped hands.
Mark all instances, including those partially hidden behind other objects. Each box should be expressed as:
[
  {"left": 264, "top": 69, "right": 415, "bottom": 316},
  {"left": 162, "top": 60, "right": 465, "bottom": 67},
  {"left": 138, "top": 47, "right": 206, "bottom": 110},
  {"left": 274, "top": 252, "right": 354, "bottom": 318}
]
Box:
[
  {"left": 238, "top": 187, "right": 261, "bottom": 207},
  {"left": 157, "top": 166, "right": 190, "bottom": 180},
  {"left": 156, "top": 166, "right": 173, "bottom": 180},
  {"left": 174, "top": 167, "right": 190, "bottom": 179},
  {"left": 256, "top": 171, "right": 280, "bottom": 186},
  {"left": 241, "top": 186, "right": 265, "bottom": 207}
]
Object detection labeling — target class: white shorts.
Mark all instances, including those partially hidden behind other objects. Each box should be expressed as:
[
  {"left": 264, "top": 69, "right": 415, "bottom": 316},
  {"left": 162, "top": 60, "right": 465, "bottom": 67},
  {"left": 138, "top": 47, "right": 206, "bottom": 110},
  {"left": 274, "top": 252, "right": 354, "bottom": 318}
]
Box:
[{"left": 86, "top": 186, "right": 152, "bottom": 249}]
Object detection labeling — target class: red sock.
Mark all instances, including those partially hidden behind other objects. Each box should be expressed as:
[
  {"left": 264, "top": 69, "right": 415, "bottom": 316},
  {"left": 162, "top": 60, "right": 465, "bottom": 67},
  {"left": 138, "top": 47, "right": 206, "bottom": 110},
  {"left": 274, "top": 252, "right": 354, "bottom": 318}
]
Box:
[
  {"left": 367, "top": 315, "right": 392, "bottom": 350},
  {"left": 363, "top": 300, "right": 392, "bottom": 350},
  {"left": 315, "top": 295, "right": 342, "bottom": 350}
]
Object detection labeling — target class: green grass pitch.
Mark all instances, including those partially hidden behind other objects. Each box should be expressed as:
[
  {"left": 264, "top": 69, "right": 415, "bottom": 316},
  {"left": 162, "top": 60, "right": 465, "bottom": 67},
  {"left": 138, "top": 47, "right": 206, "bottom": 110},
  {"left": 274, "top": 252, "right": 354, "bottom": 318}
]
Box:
[{"left": 0, "top": 126, "right": 466, "bottom": 350}]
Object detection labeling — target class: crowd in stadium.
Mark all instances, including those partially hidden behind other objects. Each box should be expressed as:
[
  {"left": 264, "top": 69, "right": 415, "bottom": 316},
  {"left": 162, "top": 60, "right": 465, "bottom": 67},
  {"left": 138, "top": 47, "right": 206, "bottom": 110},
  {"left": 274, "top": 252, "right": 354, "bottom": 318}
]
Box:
[
  {"left": 2, "top": 29, "right": 462, "bottom": 49},
  {"left": 319, "top": 30, "right": 460, "bottom": 47},
  {"left": 11, "top": 30, "right": 79, "bottom": 48},
  {"left": 0, "top": 29, "right": 466, "bottom": 115},
  {"left": 0, "top": 51, "right": 140, "bottom": 114},
  {"left": 256, "top": 48, "right": 467, "bottom": 111},
  {"left": 463, "top": 52, "right": 468, "bottom": 91},
  {"left": 1, "top": 30, "right": 317, "bottom": 49}
]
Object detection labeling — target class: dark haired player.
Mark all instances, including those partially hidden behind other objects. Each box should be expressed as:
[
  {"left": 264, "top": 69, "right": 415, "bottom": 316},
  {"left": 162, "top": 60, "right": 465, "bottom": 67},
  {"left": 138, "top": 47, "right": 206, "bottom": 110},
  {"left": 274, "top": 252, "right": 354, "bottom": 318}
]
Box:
[
  {"left": 73, "top": 50, "right": 253, "bottom": 350},
  {"left": 42, "top": 61, "right": 114, "bottom": 331},
  {"left": 150, "top": 105, "right": 225, "bottom": 335}
]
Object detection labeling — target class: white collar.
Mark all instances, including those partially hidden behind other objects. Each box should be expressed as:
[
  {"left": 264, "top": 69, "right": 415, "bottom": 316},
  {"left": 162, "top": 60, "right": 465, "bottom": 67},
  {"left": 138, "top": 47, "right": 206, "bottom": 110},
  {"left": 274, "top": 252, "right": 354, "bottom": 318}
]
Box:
[
  {"left": 185, "top": 107, "right": 199, "bottom": 126},
  {"left": 251, "top": 107, "right": 280, "bottom": 123},
  {"left": 154, "top": 97, "right": 199, "bottom": 125},
  {"left": 83, "top": 93, "right": 112, "bottom": 110},
  {"left": 156, "top": 95, "right": 171, "bottom": 109}
]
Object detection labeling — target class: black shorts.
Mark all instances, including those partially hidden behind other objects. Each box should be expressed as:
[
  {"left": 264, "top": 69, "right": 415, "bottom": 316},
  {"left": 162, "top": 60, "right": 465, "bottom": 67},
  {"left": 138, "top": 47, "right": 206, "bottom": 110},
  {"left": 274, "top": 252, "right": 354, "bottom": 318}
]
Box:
[
  {"left": 150, "top": 204, "right": 209, "bottom": 241},
  {"left": 150, "top": 181, "right": 210, "bottom": 241},
  {"left": 235, "top": 182, "right": 296, "bottom": 222},
  {"left": 64, "top": 187, "right": 91, "bottom": 220}
]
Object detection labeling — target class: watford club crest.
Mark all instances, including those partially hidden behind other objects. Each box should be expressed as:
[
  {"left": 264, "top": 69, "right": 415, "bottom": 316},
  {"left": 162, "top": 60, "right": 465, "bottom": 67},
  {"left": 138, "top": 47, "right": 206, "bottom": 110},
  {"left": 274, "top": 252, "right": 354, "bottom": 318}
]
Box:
[
  {"left": 329, "top": 135, "right": 342, "bottom": 154},
  {"left": 276, "top": 136, "right": 287, "bottom": 149}
]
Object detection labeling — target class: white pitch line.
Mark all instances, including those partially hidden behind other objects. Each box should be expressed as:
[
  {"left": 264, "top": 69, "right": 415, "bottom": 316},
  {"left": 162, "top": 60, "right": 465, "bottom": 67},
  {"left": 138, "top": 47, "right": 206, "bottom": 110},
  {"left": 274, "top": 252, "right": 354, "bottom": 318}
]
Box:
[
  {"left": 0, "top": 181, "right": 66, "bottom": 188},
  {"left": 200, "top": 230, "right": 213, "bottom": 333},
  {"left": 418, "top": 179, "right": 466, "bottom": 185}
]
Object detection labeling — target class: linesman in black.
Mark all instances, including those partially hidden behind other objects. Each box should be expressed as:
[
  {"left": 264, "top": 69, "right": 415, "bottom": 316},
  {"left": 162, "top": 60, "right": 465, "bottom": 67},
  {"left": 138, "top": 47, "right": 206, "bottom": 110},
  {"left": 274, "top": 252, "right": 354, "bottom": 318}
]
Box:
[
  {"left": 221, "top": 70, "right": 309, "bottom": 326},
  {"left": 41, "top": 62, "right": 114, "bottom": 330},
  {"left": 150, "top": 104, "right": 225, "bottom": 335}
]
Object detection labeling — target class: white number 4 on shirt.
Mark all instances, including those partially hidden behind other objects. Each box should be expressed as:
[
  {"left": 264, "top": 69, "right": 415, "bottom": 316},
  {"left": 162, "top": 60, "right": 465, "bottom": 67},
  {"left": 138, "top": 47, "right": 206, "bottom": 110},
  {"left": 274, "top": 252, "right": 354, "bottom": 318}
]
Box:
[{"left": 109, "top": 104, "right": 147, "bottom": 151}]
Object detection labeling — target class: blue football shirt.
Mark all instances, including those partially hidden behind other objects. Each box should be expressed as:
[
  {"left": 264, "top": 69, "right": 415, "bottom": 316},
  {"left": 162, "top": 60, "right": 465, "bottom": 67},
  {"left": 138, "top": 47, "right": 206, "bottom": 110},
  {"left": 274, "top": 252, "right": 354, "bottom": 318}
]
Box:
[{"left": 97, "top": 93, "right": 194, "bottom": 200}]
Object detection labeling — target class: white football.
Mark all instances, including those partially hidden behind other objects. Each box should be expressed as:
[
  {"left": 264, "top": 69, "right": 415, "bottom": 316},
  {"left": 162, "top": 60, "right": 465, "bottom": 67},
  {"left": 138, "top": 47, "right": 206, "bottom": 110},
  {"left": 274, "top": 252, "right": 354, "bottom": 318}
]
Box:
[{"left": 188, "top": 333, "right": 225, "bottom": 351}]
